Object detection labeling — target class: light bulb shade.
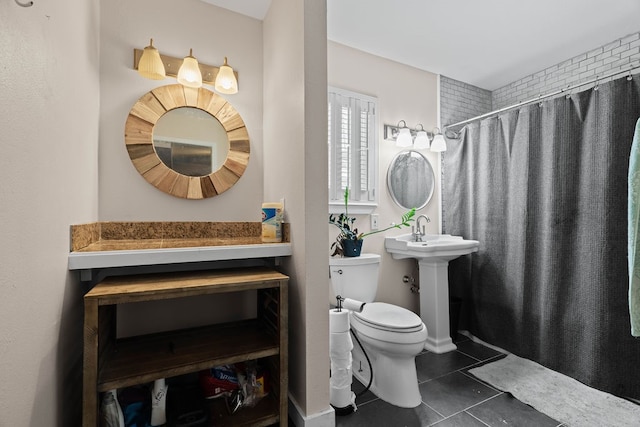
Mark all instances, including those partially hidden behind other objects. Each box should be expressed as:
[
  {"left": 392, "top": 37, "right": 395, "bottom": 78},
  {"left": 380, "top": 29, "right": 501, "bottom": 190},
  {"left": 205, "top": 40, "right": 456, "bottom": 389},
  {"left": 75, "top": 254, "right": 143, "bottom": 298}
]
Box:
[
  {"left": 430, "top": 133, "right": 447, "bottom": 152},
  {"left": 137, "top": 40, "right": 166, "bottom": 80},
  {"left": 396, "top": 127, "right": 413, "bottom": 147},
  {"left": 413, "top": 130, "right": 429, "bottom": 149},
  {"left": 215, "top": 57, "right": 238, "bottom": 94},
  {"left": 177, "top": 51, "right": 202, "bottom": 88}
]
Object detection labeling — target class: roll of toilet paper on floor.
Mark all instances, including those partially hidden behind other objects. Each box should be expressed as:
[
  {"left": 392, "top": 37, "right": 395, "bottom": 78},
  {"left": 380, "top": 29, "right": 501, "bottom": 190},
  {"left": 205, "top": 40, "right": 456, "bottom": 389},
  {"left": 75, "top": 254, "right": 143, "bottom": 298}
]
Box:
[
  {"left": 343, "top": 298, "right": 366, "bottom": 313},
  {"left": 330, "top": 385, "right": 354, "bottom": 408},
  {"left": 330, "top": 309, "right": 350, "bottom": 333}
]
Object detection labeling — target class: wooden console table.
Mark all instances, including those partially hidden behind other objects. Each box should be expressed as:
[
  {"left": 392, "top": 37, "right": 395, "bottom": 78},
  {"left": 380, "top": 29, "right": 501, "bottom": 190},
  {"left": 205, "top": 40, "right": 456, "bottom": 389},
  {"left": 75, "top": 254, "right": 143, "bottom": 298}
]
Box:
[{"left": 83, "top": 267, "right": 288, "bottom": 426}]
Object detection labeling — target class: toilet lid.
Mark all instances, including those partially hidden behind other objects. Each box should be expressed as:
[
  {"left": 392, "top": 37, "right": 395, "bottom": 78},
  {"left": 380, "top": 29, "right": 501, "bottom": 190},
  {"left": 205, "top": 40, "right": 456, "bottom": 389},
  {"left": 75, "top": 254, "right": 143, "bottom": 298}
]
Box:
[{"left": 353, "top": 302, "right": 424, "bottom": 332}]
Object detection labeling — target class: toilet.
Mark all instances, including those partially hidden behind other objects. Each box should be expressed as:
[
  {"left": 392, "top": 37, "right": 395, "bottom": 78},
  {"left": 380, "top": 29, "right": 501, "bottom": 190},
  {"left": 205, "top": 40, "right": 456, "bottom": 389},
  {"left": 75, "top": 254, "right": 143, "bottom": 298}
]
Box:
[{"left": 329, "top": 253, "right": 428, "bottom": 408}]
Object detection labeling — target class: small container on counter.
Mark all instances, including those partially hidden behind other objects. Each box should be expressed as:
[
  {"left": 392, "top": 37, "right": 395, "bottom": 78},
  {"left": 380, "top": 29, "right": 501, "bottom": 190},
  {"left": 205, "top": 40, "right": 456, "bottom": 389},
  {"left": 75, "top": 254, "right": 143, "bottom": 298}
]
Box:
[{"left": 261, "top": 202, "right": 284, "bottom": 243}]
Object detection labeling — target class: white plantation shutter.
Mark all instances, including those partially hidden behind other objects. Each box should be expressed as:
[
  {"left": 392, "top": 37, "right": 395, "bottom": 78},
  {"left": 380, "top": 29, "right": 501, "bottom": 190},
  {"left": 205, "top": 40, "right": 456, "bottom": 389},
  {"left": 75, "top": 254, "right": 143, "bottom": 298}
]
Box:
[{"left": 328, "top": 87, "right": 378, "bottom": 212}]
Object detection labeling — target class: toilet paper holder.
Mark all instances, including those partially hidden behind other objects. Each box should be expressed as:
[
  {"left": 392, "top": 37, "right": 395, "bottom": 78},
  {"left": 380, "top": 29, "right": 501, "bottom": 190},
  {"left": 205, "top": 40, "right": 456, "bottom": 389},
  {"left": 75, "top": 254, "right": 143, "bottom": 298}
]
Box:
[{"left": 335, "top": 295, "right": 366, "bottom": 313}]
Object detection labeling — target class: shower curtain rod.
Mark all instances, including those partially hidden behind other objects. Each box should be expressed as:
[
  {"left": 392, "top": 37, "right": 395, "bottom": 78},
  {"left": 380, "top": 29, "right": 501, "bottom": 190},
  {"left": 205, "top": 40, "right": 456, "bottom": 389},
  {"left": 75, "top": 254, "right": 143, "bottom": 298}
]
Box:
[{"left": 444, "top": 64, "right": 640, "bottom": 130}]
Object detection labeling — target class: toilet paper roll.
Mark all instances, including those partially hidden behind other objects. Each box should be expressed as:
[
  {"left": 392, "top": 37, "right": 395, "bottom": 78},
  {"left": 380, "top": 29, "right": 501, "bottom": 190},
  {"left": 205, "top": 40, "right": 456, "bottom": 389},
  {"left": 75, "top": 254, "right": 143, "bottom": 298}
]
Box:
[
  {"left": 330, "top": 309, "right": 350, "bottom": 333},
  {"left": 330, "top": 385, "right": 353, "bottom": 408},
  {"left": 330, "top": 367, "right": 353, "bottom": 388},
  {"left": 343, "top": 298, "right": 366, "bottom": 313},
  {"left": 330, "top": 332, "right": 353, "bottom": 356},
  {"left": 330, "top": 353, "right": 352, "bottom": 367},
  {"left": 331, "top": 362, "right": 352, "bottom": 372}
]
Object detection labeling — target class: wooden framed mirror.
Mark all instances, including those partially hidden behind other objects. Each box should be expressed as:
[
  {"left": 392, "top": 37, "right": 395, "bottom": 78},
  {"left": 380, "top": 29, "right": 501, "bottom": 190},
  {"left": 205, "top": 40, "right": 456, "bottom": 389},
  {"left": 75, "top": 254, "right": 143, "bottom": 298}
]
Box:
[{"left": 124, "top": 84, "right": 249, "bottom": 199}]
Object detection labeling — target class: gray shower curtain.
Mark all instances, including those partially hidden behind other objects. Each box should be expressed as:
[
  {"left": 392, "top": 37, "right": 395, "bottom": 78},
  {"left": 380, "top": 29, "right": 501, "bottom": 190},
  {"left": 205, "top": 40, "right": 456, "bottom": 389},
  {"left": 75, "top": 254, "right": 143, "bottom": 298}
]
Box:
[{"left": 444, "top": 76, "right": 640, "bottom": 398}]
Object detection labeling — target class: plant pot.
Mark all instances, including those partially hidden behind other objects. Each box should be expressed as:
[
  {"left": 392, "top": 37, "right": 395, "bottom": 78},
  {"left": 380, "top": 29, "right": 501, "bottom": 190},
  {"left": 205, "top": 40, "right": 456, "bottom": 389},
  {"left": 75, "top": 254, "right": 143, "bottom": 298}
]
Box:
[{"left": 342, "top": 239, "right": 363, "bottom": 257}]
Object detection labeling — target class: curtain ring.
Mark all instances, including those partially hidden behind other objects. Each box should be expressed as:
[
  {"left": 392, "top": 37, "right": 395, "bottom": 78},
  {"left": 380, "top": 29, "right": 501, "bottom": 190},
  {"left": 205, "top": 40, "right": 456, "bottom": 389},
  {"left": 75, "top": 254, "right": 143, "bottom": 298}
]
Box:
[
  {"left": 15, "top": 0, "right": 33, "bottom": 7},
  {"left": 564, "top": 85, "right": 572, "bottom": 99},
  {"left": 444, "top": 129, "right": 460, "bottom": 139}
]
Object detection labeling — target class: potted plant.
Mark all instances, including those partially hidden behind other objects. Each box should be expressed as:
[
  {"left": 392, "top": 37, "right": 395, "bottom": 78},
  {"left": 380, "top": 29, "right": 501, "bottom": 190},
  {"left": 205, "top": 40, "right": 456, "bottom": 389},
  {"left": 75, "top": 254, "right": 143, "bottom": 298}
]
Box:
[{"left": 329, "top": 187, "right": 416, "bottom": 257}]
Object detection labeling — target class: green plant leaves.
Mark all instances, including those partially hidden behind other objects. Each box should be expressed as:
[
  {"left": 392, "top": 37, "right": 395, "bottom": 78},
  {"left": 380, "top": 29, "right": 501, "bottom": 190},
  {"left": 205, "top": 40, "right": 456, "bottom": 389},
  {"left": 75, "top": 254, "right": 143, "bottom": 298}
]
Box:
[{"left": 330, "top": 188, "right": 417, "bottom": 249}]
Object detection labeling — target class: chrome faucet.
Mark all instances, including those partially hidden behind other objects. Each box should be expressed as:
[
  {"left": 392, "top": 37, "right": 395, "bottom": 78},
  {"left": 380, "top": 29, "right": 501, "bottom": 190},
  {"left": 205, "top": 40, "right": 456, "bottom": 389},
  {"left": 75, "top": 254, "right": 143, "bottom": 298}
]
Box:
[{"left": 412, "top": 215, "right": 431, "bottom": 242}]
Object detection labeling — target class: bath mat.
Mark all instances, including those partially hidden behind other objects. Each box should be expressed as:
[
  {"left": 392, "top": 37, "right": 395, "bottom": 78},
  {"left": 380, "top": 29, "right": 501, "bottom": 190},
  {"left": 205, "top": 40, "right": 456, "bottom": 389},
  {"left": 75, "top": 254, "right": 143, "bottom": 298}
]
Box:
[{"left": 468, "top": 354, "right": 640, "bottom": 427}]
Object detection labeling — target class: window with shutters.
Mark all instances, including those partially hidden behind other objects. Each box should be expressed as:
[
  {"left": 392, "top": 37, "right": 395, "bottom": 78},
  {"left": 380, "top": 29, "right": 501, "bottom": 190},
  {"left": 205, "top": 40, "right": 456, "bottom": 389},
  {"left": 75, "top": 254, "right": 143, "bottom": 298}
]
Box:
[{"left": 328, "top": 87, "right": 378, "bottom": 214}]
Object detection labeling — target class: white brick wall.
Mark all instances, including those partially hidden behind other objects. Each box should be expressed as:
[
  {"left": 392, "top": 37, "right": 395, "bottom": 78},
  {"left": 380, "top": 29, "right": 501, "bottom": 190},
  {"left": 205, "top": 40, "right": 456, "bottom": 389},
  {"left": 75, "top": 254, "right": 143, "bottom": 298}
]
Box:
[
  {"left": 440, "top": 76, "right": 492, "bottom": 130},
  {"left": 440, "top": 31, "right": 640, "bottom": 128},
  {"left": 493, "top": 31, "right": 640, "bottom": 109}
]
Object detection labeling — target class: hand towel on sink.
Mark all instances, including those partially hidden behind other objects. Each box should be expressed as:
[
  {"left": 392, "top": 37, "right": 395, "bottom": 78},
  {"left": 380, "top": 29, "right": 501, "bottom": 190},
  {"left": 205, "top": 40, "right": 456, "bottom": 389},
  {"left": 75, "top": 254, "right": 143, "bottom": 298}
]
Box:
[{"left": 628, "top": 117, "right": 640, "bottom": 337}]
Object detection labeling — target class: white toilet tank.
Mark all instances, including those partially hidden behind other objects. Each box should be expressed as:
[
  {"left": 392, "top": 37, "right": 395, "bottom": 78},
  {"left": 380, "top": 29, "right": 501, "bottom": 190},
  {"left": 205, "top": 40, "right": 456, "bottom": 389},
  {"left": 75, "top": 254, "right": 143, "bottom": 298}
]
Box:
[{"left": 329, "top": 253, "right": 380, "bottom": 303}]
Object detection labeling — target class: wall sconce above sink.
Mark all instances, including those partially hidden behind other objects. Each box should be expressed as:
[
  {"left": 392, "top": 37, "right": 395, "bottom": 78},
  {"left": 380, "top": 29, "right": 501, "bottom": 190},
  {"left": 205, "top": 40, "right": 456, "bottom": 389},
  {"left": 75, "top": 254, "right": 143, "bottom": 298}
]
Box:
[
  {"left": 134, "top": 39, "right": 239, "bottom": 94},
  {"left": 384, "top": 121, "right": 447, "bottom": 152}
]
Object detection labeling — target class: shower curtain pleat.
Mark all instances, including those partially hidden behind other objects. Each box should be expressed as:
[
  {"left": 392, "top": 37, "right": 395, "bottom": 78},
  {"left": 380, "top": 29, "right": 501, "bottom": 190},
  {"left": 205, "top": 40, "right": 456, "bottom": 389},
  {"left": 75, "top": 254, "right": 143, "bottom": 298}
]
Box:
[{"left": 444, "top": 77, "right": 640, "bottom": 398}]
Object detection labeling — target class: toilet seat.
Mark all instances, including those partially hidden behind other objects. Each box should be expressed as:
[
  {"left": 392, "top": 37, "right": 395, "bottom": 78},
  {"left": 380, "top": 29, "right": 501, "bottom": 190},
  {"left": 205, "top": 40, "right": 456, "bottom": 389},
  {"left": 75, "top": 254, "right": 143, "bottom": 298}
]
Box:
[{"left": 353, "top": 302, "right": 424, "bottom": 333}]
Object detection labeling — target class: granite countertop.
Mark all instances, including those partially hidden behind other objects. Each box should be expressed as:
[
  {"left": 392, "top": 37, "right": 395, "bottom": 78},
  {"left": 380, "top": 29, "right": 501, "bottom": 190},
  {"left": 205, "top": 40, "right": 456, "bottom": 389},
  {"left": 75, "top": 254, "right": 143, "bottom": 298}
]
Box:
[
  {"left": 69, "top": 221, "right": 291, "bottom": 270},
  {"left": 75, "top": 236, "right": 267, "bottom": 252}
]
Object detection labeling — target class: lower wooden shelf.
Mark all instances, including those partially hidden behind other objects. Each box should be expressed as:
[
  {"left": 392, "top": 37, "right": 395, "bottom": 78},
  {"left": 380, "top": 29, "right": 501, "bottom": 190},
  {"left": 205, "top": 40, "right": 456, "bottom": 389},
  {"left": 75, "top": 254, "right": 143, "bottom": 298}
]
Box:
[{"left": 99, "top": 320, "right": 279, "bottom": 392}]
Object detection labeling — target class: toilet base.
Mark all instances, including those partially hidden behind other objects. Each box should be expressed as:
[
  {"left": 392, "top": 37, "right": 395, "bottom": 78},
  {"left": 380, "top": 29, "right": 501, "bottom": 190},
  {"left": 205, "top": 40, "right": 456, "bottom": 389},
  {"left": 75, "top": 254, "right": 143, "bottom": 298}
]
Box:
[{"left": 351, "top": 338, "right": 423, "bottom": 408}]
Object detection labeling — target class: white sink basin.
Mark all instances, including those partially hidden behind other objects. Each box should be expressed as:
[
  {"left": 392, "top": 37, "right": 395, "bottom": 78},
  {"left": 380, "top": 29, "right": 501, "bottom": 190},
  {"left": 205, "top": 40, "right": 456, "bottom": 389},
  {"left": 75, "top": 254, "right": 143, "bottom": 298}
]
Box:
[{"left": 385, "top": 233, "right": 479, "bottom": 261}]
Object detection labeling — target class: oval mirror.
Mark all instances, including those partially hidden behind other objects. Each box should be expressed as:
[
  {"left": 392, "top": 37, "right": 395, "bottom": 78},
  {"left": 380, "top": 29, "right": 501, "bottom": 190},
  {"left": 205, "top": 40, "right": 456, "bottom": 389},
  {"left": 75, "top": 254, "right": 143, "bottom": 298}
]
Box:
[
  {"left": 387, "top": 149, "right": 435, "bottom": 210},
  {"left": 124, "top": 84, "right": 249, "bottom": 199}
]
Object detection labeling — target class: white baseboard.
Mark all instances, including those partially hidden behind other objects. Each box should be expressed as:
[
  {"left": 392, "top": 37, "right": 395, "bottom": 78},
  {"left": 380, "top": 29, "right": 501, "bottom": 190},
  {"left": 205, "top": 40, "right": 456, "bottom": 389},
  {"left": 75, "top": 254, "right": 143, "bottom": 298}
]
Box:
[{"left": 288, "top": 394, "right": 335, "bottom": 427}]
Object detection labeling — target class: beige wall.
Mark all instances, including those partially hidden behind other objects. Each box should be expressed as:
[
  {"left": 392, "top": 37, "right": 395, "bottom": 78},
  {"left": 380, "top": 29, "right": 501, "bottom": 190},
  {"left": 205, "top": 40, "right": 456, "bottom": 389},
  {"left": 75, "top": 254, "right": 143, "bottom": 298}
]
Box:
[
  {"left": 328, "top": 41, "right": 440, "bottom": 313},
  {"left": 99, "top": 0, "right": 265, "bottom": 337},
  {"left": 99, "top": 0, "right": 263, "bottom": 221},
  {"left": 0, "top": 1, "right": 100, "bottom": 425},
  {"left": 264, "top": 0, "right": 331, "bottom": 421}
]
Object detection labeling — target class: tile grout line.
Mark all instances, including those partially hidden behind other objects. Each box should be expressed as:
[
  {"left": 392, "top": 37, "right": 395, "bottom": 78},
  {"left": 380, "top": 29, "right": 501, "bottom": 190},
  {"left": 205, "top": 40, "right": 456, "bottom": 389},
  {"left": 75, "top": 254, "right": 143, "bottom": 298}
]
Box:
[
  {"left": 454, "top": 348, "right": 483, "bottom": 362},
  {"left": 426, "top": 393, "right": 504, "bottom": 427},
  {"left": 421, "top": 401, "right": 447, "bottom": 420},
  {"left": 427, "top": 409, "right": 492, "bottom": 427},
  {"left": 460, "top": 369, "right": 504, "bottom": 393},
  {"left": 465, "top": 410, "right": 493, "bottom": 427},
  {"left": 416, "top": 351, "right": 487, "bottom": 385},
  {"left": 462, "top": 392, "right": 506, "bottom": 414},
  {"left": 416, "top": 352, "right": 506, "bottom": 387}
]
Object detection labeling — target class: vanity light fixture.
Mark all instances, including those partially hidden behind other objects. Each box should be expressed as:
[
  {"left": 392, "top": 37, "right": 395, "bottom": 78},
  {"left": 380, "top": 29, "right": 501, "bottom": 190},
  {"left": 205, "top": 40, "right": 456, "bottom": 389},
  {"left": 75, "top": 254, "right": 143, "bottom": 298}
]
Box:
[
  {"left": 384, "top": 122, "right": 448, "bottom": 152},
  {"left": 177, "top": 49, "right": 203, "bottom": 88},
  {"left": 214, "top": 57, "right": 239, "bottom": 94},
  {"left": 137, "top": 39, "right": 166, "bottom": 80},
  {"left": 384, "top": 121, "right": 437, "bottom": 150},
  {"left": 430, "top": 127, "right": 447, "bottom": 152},
  {"left": 413, "top": 124, "right": 430, "bottom": 149},
  {"left": 396, "top": 120, "right": 413, "bottom": 148},
  {"left": 133, "top": 41, "right": 240, "bottom": 93}
]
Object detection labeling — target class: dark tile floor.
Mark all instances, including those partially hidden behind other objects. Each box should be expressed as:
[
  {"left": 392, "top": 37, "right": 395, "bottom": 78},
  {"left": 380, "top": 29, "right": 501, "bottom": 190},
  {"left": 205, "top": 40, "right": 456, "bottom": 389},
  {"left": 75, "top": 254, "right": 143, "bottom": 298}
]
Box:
[{"left": 335, "top": 335, "right": 564, "bottom": 427}]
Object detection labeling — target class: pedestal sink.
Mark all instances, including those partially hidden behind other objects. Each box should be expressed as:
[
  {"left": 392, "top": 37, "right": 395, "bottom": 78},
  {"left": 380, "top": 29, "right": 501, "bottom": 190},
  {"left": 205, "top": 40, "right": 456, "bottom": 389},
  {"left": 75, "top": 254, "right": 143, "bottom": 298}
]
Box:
[{"left": 385, "top": 233, "right": 479, "bottom": 353}]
